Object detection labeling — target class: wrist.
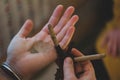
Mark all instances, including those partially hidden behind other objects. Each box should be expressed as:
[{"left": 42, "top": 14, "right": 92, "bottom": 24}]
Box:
[
  {"left": 0, "top": 63, "right": 22, "bottom": 80},
  {"left": 0, "top": 68, "right": 13, "bottom": 80}
]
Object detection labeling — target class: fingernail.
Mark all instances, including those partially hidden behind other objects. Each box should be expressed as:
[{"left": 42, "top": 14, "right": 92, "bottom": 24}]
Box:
[{"left": 65, "top": 57, "right": 73, "bottom": 64}]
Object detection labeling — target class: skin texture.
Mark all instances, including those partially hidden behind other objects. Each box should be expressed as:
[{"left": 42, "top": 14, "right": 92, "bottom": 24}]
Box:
[
  {"left": 63, "top": 48, "right": 96, "bottom": 80},
  {"left": 5, "top": 5, "right": 79, "bottom": 79}
]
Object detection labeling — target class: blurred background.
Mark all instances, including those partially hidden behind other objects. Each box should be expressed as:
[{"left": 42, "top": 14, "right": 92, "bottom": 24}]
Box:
[{"left": 1, "top": 0, "right": 120, "bottom": 80}]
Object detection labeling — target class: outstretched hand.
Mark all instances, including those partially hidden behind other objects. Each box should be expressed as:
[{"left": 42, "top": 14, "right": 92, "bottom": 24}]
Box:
[{"left": 5, "top": 5, "right": 79, "bottom": 79}]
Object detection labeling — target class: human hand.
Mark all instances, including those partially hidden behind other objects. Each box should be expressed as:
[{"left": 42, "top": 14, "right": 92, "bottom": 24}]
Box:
[
  {"left": 63, "top": 48, "right": 96, "bottom": 80},
  {"left": 101, "top": 28, "right": 120, "bottom": 57},
  {"left": 5, "top": 5, "right": 79, "bottom": 79}
]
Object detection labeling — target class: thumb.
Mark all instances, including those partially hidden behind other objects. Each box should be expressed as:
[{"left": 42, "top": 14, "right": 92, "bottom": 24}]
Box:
[{"left": 63, "top": 57, "right": 76, "bottom": 79}]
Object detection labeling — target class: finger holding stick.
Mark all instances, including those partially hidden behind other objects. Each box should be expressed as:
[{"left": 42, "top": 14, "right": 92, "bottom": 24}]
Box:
[
  {"left": 48, "top": 24, "right": 106, "bottom": 62},
  {"left": 48, "top": 24, "right": 103, "bottom": 80}
]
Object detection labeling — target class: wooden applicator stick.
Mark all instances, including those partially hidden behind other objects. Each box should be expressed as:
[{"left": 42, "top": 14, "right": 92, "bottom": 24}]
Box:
[
  {"left": 48, "top": 24, "right": 58, "bottom": 46},
  {"left": 48, "top": 24, "right": 105, "bottom": 62},
  {"left": 74, "top": 54, "right": 106, "bottom": 62}
]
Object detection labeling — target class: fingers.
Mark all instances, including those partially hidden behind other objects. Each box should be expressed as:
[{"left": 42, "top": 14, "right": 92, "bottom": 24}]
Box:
[
  {"left": 42, "top": 5, "right": 64, "bottom": 32},
  {"left": 63, "top": 49, "right": 96, "bottom": 80},
  {"left": 17, "top": 19, "right": 33, "bottom": 38},
  {"left": 57, "top": 15, "right": 79, "bottom": 49},
  {"left": 107, "top": 32, "right": 117, "bottom": 57},
  {"left": 71, "top": 48, "right": 84, "bottom": 57},
  {"left": 54, "top": 6, "right": 75, "bottom": 34},
  {"left": 71, "top": 48, "right": 84, "bottom": 74},
  {"left": 34, "top": 5, "right": 64, "bottom": 41},
  {"left": 63, "top": 57, "right": 76, "bottom": 80},
  {"left": 104, "top": 29, "right": 120, "bottom": 57},
  {"left": 71, "top": 48, "right": 95, "bottom": 76},
  {"left": 57, "top": 15, "right": 79, "bottom": 42},
  {"left": 42, "top": 5, "right": 77, "bottom": 35},
  {"left": 33, "top": 5, "right": 78, "bottom": 50},
  {"left": 48, "top": 5, "right": 63, "bottom": 26},
  {"left": 59, "top": 26, "right": 75, "bottom": 49},
  {"left": 77, "top": 62, "right": 96, "bottom": 80}
]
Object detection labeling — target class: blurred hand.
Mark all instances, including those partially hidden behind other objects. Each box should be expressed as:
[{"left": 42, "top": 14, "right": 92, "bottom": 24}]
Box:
[
  {"left": 63, "top": 48, "right": 96, "bottom": 80},
  {"left": 5, "top": 5, "right": 79, "bottom": 79},
  {"left": 101, "top": 28, "right": 120, "bottom": 57}
]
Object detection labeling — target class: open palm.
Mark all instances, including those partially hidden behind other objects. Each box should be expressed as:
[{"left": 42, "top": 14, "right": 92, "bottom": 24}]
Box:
[{"left": 5, "top": 5, "right": 79, "bottom": 79}]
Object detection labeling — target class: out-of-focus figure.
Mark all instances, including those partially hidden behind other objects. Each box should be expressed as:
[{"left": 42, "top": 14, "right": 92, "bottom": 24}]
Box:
[{"left": 96, "top": 0, "right": 120, "bottom": 80}]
